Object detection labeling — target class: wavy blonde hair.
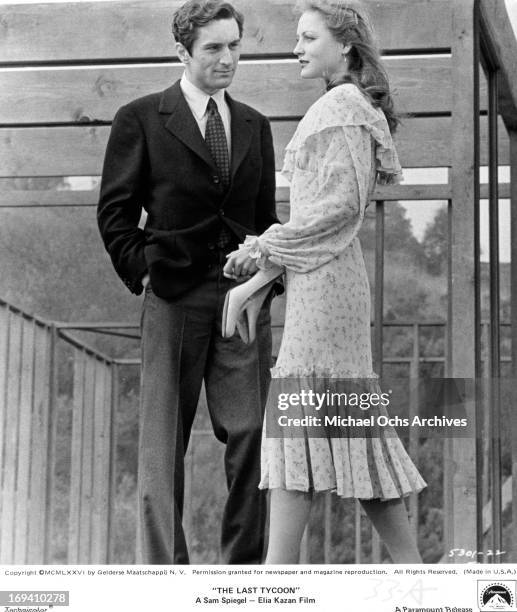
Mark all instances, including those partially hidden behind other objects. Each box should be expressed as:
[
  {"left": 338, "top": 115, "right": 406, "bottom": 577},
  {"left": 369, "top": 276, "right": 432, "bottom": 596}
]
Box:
[{"left": 296, "top": 0, "right": 399, "bottom": 133}]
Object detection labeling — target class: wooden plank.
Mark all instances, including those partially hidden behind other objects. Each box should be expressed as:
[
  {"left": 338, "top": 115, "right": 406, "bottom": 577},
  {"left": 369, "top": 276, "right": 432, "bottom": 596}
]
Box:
[
  {"left": 107, "top": 365, "right": 117, "bottom": 563},
  {"left": 68, "top": 349, "right": 85, "bottom": 563},
  {"left": 408, "top": 326, "right": 419, "bottom": 537},
  {"left": 0, "top": 1, "right": 452, "bottom": 64},
  {"left": 511, "top": 130, "right": 517, "bottom": 562},
  {"left": 446, "top": 0, "right": 479, "bottom": 561},
  {"left": 479, "top": 0, "right": 517, "bottom": 130},
  {"left": 91, "top": 360, "right": 110, "bottom": 564},
  {"left": 90, "top": 360, "right": 103, "bottom": 563},
  {"left": 0, "top": 189, "right": 102, "bottom": 208},
  {"left": 79, "top": 355, "right": 95, "bottom": 562},
  {"left": 0, "top": 310, "right": 22, "bottom": 563},
  {"left": 0, "top": 305, "right": 8, "bottom": 559},
  {"left": 1, "top": 118, "right": 510, "bottom": 178},
  {"left": 0, "top": 58, "right": 457, "bottom": 124},
  {"left": 1, "top": 182, "right": 513, "bottom": 209},
  {"left": 14, "top": 318, "right": 35, "bottom": 563},
  {"left": 68, "top": 349, "right": 85, "bottom": 564},
  {"left": 42, "top": 324, "right": 58, "bottom": 563},
  {"left": 27, "top": 323, "right": 50, "bottom": 563},
  {"left": 354, "top": 502, "right": 362, "bottom": 563},
  {"left": 101, "top": 364, "right": 113, "bottom": 563}
]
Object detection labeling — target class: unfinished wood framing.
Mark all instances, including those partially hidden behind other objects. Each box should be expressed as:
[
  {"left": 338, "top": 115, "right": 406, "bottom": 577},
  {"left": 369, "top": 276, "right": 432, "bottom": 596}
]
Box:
[
  {"left": 445, "top": 0, "right": 479, "bottom": 560},
  {"left": 511, "top": 129, "right": 517, "bottom": 562}
]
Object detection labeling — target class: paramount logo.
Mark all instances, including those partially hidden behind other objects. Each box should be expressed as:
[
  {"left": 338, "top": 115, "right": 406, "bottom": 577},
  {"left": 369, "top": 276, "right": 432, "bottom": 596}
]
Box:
[{"left": 478, "top": 582, "right": 517, "bottom": 611}]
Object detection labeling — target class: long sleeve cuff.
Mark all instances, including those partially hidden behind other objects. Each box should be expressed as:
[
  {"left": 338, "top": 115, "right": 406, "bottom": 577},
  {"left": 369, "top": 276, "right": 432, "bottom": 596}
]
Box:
[{"left": 241, "top": 235, "right": 273, "bottom": 269}]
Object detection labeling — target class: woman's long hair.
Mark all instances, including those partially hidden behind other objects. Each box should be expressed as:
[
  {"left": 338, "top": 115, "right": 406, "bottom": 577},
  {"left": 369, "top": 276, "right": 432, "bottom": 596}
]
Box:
[{"left": 296, "top": 0, "right": 399, "bottom": 134}]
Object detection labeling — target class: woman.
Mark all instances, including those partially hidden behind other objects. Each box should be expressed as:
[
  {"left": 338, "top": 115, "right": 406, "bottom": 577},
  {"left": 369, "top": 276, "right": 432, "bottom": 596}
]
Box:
[{"left": 224, "top": 0, "right": 426, "bottom": 563}]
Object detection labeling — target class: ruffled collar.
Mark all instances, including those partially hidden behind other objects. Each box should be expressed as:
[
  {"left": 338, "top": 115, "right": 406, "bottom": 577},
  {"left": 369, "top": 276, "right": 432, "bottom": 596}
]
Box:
[{"left": 281, "top": 83, "right": 402, "bottom": 185}]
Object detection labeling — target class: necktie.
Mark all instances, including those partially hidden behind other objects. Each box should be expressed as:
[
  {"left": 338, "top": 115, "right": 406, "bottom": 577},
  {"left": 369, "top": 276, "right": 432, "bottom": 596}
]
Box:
[
  {"left": 205, "top": 97, "right": 232, "bottom": 248},
  {"left": 205, "top": 97, "right": 230, "bottom": 188}
]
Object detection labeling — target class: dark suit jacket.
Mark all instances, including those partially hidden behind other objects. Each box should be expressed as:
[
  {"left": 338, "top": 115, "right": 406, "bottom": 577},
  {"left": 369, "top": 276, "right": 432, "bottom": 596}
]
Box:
[{"left": 97, "top": 80, "right": 278, "bottom": 300}]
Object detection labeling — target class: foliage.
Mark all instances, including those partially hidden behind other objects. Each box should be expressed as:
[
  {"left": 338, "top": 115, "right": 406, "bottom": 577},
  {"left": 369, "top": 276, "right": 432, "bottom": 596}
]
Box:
[{"left": 421, "top": 207, "right": 448, "bottom": 276}]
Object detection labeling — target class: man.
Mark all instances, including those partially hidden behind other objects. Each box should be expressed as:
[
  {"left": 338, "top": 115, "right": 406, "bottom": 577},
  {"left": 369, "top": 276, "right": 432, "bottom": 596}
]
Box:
[{"left": 97, "top": 0, "right": 278, "bottom": 564}]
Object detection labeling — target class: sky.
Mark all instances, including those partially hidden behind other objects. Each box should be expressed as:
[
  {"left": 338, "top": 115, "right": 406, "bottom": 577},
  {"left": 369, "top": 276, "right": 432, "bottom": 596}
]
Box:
[{"left": 1, "top": 0, "right": 517, "bottom": 259}]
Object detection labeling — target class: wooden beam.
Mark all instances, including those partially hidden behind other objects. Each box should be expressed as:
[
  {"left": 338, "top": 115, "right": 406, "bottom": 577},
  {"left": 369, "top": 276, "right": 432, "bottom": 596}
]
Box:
[
  {"left": 78, "top": 356, "right": 95, "bottom": 563},
  {"left": 14, "top": 318, "right": 35, "bottom": 563},
  {"left": 0, "top": 58, "right": 458, "bottom": 124},
  {"left": 0, "top": 310, "right": 21, "bottom": 563},
  {"left": 511, "top": 130, "right": 517, "bottom": 562},
  {"left": 479, "top": 0, "right": 517, "bottom": 130},
  {"left": 445, "top": 0, "right": 479, "bottom": 561},
  {"left": 0, "top": 1, "right": 453, "bottom": 64},
  {"left": 0, "top": 117, "right": 510, "bottom": 177},
  {"left": 0, "top": 183, "right": 512, "bottom": 209},
  {"left": 68, "top": 349, "right": 85, "bottom": 564},
  {"left": 27, "top": 323, "right": 50, "bottom": 563},
  {"left": 91, "top": 361, "right": 111, "bottom": 564}
]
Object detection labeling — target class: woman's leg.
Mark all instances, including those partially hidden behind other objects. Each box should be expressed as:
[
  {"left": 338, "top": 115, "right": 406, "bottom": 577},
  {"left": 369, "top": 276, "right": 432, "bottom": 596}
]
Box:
[
  {"left": 360, "top": 497, "right": 422, "bottom": 563},
  {"left": 265, "top": 489, "right": 313, "bottom": 564}
]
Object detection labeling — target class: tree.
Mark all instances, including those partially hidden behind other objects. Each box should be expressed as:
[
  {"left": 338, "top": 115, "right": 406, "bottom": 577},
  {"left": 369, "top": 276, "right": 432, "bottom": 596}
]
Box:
[
  {"left": 422, "top": 207, "right": 448, "bottom": 276},
  {"left": 360, "top": 201, "right": 425, "bottom": 266}
]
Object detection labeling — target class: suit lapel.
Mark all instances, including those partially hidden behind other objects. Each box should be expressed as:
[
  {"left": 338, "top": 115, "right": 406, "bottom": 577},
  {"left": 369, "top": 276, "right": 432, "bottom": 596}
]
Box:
[
  {"left": 227, "top": 93, "right": 253, "bottom": 178},
  {"left": 159, "top": 81, "right": 217, "bottom": 172},
  {"left": 159, "top": 82, "right": 254, "bottom": 183}
]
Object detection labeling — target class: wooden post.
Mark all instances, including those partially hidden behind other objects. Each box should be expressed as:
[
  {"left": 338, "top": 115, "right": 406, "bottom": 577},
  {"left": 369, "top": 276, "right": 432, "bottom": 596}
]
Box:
[
  {"left": 0, "top": 308, "right": 20, "bottom": 564},
  {"left": 28, "top": 323, "right": 51, "bottom": 563},
  {"left": 107, "top": 363, "right": 118, "bottom": 564},
  {"left": 43, "top": 324, "right": 59, "bottom": 564},
  {"left": 323, "top": 492, "right": 332, "bottom": 563},
  {"left": 445, "top": 0, "right": 480, "bottom": 561},
  {"left": 408, "top": 325, "right": 420, "bottom": 536},
  {"left": 487, "top": 63, "right": 502, "bottom": 559},
  {"left": 372, "top": 200, "right": 384, "bottom": 563},
  {"left": 354, "top": 502, "right": 362, "bottom": 564},
  {"left": 79, "top": 356, "right": 95, "bottom": 562},
  {"left": 68, "top": 349, "right": 85, "bottom": 564},
  {"left": 510, "top": 130, "right": 517, "bottom": 562},
  {"left": 14, "top": 319, "right": 36, "bottom": 563},
  {"left": 92, "top": 359, "right": 111, "bottom": 563}
]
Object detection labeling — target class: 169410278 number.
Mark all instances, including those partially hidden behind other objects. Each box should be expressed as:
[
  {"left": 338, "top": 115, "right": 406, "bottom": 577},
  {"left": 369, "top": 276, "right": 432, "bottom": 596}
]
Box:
[{"left": 0, "top": 591, "right": 69, "bottom": 606}]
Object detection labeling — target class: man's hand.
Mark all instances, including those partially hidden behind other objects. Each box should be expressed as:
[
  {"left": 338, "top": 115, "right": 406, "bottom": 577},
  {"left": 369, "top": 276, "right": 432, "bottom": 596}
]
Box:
[
  {"left": 223, "top": 250, "right": 258, "bottom": 280},
  {"left": 142, "top": 273, "right": 150, "bottom": 289}
]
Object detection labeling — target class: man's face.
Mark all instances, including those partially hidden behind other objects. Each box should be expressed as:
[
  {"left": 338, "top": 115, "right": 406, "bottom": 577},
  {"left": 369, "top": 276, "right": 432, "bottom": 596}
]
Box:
[{"left": 178, "top": 18, "right": 242, "bottom": 94}]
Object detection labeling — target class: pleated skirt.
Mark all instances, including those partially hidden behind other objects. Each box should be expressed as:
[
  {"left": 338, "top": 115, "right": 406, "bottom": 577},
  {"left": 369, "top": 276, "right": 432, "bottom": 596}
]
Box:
[{"left": 259, "top": 372, "right": 427, "bottom": 500}]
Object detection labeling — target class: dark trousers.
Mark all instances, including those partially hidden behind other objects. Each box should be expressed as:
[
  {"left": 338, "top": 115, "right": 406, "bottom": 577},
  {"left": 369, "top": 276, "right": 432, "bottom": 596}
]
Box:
[{"left": 137, "top": 254, "right": 272, "bottom": 564}]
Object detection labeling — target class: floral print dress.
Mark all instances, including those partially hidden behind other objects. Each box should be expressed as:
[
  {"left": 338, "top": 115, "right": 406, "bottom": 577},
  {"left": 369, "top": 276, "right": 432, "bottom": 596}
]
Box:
[{"left": 243, "top": 83, "right": 426, "bottom": 500}]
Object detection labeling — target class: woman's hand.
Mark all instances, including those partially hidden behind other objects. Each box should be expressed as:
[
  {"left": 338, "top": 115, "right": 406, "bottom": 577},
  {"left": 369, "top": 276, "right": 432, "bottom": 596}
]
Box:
[{"left": 223, "top": 249, "right": 259, "bottom": 280}]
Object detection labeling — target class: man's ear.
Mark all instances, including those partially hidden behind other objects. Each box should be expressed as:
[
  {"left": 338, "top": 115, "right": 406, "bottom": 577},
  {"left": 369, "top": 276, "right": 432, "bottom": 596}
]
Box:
[{"left": 176, "top": 42, "right": 190, "bottom": 64}]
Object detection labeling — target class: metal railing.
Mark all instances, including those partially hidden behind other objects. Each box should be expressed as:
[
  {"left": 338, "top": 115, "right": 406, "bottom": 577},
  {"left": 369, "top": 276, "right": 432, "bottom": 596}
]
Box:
[{"left": 0, "top": 298, "right": 512, "bottom": 563}]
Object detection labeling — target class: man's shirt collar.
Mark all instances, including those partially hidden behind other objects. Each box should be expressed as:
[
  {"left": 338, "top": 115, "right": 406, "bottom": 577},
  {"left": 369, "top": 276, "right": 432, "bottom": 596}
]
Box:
[{"left": 180, "top": 73, "right": 227, "bottom": 120}]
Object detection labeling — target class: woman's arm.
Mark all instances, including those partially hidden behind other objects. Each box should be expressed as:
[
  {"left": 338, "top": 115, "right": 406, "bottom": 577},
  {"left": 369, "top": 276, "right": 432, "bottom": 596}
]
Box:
[{"left": 227, "top": 124, "right": 371, "bottom": 277}]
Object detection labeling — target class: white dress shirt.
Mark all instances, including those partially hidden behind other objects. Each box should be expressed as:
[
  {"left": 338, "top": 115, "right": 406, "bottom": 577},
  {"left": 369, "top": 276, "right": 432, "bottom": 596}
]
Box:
[{"left": 180, "top": 73, "right": 232, "bottom": 156}]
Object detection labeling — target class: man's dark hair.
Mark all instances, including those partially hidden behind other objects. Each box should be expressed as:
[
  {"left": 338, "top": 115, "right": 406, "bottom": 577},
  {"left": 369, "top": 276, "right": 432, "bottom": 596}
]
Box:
[{"left": 172, "top": 0, "right": 244, "bottom": 54}]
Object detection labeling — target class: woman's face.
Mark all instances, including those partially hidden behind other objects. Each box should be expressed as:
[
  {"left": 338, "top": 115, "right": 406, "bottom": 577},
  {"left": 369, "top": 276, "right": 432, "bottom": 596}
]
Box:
[{"left": 294, "top": 10, "right": 347, "bottom": 82}]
